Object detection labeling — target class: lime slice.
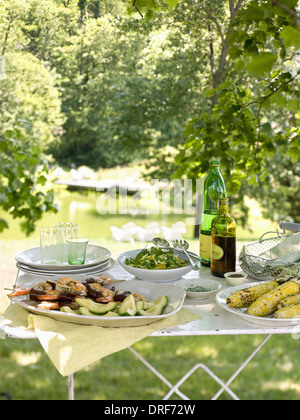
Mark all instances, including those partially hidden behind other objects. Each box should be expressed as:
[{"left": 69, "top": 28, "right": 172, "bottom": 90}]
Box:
[{"left": 118, "top": 294, "right": 137, "bottom": 316}]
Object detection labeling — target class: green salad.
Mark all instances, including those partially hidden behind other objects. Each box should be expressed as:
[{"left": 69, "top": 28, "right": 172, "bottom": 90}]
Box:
[{"left": 125, "top": 247, "right": 189, "bottom": 270}]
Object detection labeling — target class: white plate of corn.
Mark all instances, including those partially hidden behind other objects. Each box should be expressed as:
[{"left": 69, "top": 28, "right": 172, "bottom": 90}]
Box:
[{"left": 216, "top": 278, "right": 300, "bottom": 327}]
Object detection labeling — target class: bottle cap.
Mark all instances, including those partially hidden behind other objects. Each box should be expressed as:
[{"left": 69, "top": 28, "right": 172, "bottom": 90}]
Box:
[{"left": 210, "top": 160, "right": 220, "bottom": 166}]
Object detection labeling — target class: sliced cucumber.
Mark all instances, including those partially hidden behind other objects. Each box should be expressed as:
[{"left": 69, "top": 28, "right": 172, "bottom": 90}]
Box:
[
  {"left": 60, "top": 306, "right": 80, "bottom": 315},
  {"left": 76, "top": 298, "right": 117, "bottom": 315},
  {"left": 118, "top": 294, "right": 137, "bottom": 316}
]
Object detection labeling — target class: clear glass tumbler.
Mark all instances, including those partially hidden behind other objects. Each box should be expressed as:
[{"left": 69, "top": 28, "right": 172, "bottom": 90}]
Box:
[
  {"left": 55, "top": 223, "right": 79, "bottom": 264},
  {"left": 40, "top": 226, "right": 64, "bottom": 265}
]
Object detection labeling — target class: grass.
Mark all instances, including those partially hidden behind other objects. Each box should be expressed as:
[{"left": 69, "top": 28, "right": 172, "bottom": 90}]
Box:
[{"left": 1, "top": 334, "right": 300, "bottom": 400}]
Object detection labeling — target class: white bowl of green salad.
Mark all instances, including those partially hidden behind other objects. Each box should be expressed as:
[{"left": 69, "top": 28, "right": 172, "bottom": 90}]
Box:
[{"left": 118, "top": 247, "right": 193, "bottom": 282}]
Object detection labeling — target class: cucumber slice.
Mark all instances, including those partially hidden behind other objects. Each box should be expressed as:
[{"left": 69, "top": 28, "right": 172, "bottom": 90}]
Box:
[
  {"left": 60, "top": 306, "right": 80, "bottom": 315},
  {"left": 118, "top": 294, "right": 137, "bottom": 316},
  {"left": 76, "top": 298, "right": 117, "bottom": 315}
]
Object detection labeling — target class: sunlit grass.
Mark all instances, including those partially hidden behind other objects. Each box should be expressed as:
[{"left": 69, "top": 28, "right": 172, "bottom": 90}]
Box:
[{"left": 1, "top": 331, "right": 300, "bottom": 399}]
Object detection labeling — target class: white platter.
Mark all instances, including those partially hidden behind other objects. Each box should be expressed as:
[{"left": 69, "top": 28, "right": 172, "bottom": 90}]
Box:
[
  {"left": 118, "top": 249, "right": 193, "bottom": 283},
  {"left": 216, "top": 282, "right": 300, "bottom": 327},
  {"left": 9, "top": 279, "right": 186, "bottom": 327},
  {"left": 16, "top": 258, "right": 115, "bottom": 276},
  {"left": 15, "top": 245, "right": 111, "bottom": 271}
]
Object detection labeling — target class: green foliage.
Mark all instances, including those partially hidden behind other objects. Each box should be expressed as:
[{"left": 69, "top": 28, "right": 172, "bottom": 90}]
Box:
[
  {"left": 126, "top": 0, "right": 180, "bottom": 19},
  {"left": 0, "top": 52, "right": 64, "bottom": 148},
  {"left": 175, "top": 0, "right": 300, "bottom": 224},
  {"left": 0, "top": 129, "right": 58, "bottom": 235},
  {"left": 1, "top": 0, "right": 300, "bottom": 233}
]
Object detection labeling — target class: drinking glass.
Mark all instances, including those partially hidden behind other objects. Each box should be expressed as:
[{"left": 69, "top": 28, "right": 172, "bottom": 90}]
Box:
[
  {"left": 55, "top": 223, "right": 79, "bottom": 264},
  {"left": 67, "top": 238, "right": 89, "bottom": 265},
  {"left": 40, "top": 226, "right": 64, "bottom": 265}
]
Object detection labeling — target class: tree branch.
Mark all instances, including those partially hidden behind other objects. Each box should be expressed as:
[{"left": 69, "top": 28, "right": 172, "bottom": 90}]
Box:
[
  {"left": 132, "top": 0, "right": 144, "bottom": 18},
  {"left": 271, "top": 0, "right": 300, "bottom": 21},
  {"left": 223, "top": 69, "right": 300, "bottom": 141}
]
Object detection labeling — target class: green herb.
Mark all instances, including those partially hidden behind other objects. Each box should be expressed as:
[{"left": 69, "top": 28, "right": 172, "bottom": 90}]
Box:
[
  {"left": 187, "top": 286, "right": 210, "bottom": 293},
  {"left": 125, "top": 247, "right": 188, "bottom": 270}
]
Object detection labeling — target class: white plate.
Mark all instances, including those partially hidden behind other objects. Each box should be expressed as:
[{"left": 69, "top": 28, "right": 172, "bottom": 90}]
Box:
[
  {"left": 16, "top": 259, "right": 115, "bottom": 276},
  {"left": 9, "top": 279, "right": 186, "bottom": 327},
  {"left": 175, "top": 279, "right": 222, "bottom": 300},
  {"left": 117, "top": 249, "right": 193, "bottom": 283},
  {"left": 15, "top": 245, "right": 111, "bottom": 270},
  {"left": 216, "top": 282, "right": 300, "bottom": 327}
]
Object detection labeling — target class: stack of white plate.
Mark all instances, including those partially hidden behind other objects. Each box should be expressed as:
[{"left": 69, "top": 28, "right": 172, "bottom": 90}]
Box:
[{"left": 15, "top": 245, "right": 114, "bottom": 276}]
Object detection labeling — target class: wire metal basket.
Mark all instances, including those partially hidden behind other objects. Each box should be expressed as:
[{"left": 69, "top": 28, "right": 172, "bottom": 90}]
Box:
[{"left": 239, "top": 222, "right": 300, "bottom": 281}]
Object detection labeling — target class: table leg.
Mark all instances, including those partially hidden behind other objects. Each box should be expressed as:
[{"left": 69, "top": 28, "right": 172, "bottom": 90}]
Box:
[
  {"left": 68, "top": 374, "right": 74, "bottom": 400},
  {"left": 129, "top": 346, "right": 238, "bottom": 400},
  {"left": 212, "top": 334, "right": 273, "bottom": 400},
  {"left": 128, "top": 347, "right": 189, "bottom": 400},
  {"left": 129, "top": 334, "right": 273, "bottom": 401},
  {"left": 163, "top": 363, "right": 239, "bottom": 400}
]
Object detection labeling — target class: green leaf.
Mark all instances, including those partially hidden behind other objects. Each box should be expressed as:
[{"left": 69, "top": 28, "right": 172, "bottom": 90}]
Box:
[
  {"left": 0, "top": 139, "right": 8, "bottom": 152},
  {"left": 246, "top": 53, "right": 278, "bottom": 76},
  {"left": 0, "top": 218, "right": 9, "bottom": 233},
  {"left": 280, "top": 26, "right": 300, "bottom": 49}
]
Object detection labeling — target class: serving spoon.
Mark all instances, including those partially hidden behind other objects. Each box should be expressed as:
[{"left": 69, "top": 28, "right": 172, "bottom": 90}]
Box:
[
  {"left": 152, "top": 237, "right": 200, "bottom": 270},
  {"left": 172, "top": 239, "right": 199, "bottom": 270}
]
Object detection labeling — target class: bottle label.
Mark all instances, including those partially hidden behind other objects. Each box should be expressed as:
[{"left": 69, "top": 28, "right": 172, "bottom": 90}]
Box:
[
  {"left": 200, "top": 234, "right": 211, "bottom": 259},
  {"left": 212, "top": 243, "right": 224, "bottom": 260}
]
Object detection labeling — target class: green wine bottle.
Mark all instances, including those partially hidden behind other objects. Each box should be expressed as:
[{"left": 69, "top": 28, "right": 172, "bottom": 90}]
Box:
[
  {"left": 211, "top": 197, "right": 236, "bottom": 278},
  {"left": 200, "top": 160, "right": 226, "bottom": 266}
]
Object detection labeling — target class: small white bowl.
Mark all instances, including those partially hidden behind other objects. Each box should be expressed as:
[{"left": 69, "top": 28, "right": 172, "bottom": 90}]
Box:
[
  {"left": 224, "top": 271, "right": 248, "bottom": 286},
  {"left": 118, "top": 249, "right": 193, "bottom": 283},
  {"left": 176, "top": 279, "right": 222, "bottom": 300}
]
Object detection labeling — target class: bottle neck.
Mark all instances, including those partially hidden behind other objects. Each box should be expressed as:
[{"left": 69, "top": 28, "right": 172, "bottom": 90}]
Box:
[
  {"left": 219, "top": 202, "right": 229, "bottom": 215},
  {"left": 209, "top": 166, "right": 220, "bottom": 174}
]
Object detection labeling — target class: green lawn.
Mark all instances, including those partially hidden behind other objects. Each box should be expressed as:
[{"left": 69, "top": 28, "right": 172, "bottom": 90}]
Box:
[{"left": 1, "top": 333, "right": 300, "bottom": 400}]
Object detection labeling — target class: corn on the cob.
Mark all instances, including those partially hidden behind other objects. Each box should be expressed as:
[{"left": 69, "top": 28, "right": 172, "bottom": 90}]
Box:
[
  {"left": 273, "top": 304, "right": 300, "bottom": 319},
  {"left": 277, "top": 293, "right": 300, "bottom": 309},
  {"left": 248, "top": 280, "right": 300, "bottom": 317},
  {"left": 226, "top": 280, "right": 279, "bottom": 308}
]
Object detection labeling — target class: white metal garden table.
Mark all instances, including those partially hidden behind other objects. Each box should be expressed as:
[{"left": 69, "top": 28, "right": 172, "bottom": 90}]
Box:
[{"left": 2, "top": 263, "right": 300, "bottom": 401}]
